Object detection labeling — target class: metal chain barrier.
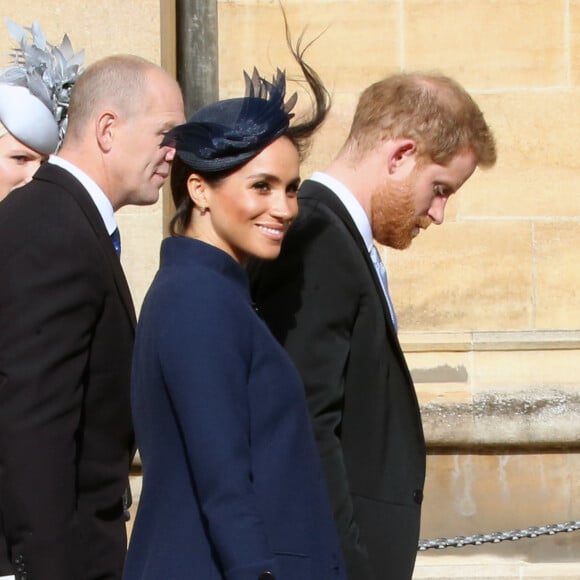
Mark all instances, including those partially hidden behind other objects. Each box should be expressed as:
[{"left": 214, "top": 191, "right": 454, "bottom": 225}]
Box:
[{"left": 418, "top": 520, "right": 580, "bottom": 551}]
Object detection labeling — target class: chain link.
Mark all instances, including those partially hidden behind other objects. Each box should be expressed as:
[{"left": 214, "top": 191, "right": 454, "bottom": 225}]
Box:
[{"left": 418, "top": 520, "right": 580, "bottom": 551}]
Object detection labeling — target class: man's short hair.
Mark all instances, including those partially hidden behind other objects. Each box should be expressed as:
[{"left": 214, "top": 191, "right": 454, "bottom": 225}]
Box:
[
  {"left": 346, "top": 72, "right": 496, "bottom": 168},
  {"left": 65, "top": 54, "right": 157, "bottom": 140}
]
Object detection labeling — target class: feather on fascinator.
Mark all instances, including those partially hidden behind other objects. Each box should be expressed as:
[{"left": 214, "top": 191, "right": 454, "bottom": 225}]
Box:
[
  {"left": 163, "top": 68, "right": 298, "bottom": 172},
  {"left": 0, "top": 18, "right": 84, "bottom": 152}
]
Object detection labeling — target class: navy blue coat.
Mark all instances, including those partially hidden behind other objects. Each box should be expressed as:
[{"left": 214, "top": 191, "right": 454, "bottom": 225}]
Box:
[{"left": 123, "top": 237, "right": 345, "bottom": 580}]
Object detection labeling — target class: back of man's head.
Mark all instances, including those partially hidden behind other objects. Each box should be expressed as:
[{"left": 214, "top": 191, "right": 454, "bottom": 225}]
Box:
[
  {"left": 345, "top": 72, "right": 496, "bottom": 169},
  {"left": 63, "top": 54, "right": 155, "bottom": 144}
]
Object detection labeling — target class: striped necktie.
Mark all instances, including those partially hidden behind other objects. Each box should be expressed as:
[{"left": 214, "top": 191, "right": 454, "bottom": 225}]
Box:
[{"left": 369, "top": 244, "right": 398, "bottom": 332}]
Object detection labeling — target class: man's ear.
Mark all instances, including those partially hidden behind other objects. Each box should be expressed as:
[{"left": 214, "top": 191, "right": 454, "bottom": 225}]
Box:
[
  {"left": 186, "top": 174, "right": 209, "bottom": 208},
  {"left": 387, "top": 139, "right": 417, "bottom": 175},
  {"left": 96, "top": 111, "right": 116, "bottom": 153}
]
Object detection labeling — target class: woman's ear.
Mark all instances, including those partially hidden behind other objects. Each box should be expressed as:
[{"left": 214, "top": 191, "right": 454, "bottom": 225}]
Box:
[
  {"left": 186, "top": 173, "right": 209, "bottom": 209},
  {"left": 387, "top": 139, "right": 417, "bottom": 175}
]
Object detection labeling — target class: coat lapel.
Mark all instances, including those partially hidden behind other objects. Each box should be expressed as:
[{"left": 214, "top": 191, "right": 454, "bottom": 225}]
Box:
[
  {"left": 299, "top": 180, "right": 408, "bottom": 364},
  {"left": 34, "top": 163, "right": 137, "bottom": 329}
]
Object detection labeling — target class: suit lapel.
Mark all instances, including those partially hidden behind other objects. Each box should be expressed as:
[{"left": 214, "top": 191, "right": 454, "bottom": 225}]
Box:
[
  {"left": 299, "top": 180, "right": 408, "bottom": 365},
  {"left": 34, "top": 163, "right": 137, "bottom": 329}
]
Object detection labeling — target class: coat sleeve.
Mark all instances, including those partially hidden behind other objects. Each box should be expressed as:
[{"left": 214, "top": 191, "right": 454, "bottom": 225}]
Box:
[
  {"left": 156, "top": 283, "right": 278, "bottom": 580},
  {"left": 249, "top": 209, "right": 376, "bottom": 580},
  {"left": 0, "top": 217, "right": 103, "bottom": 580}
]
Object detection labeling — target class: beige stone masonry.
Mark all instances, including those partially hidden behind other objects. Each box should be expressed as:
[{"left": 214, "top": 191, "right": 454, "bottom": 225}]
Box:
[
  {"left": 535, "top": 222, "right": 580, "bottom": 329},
  {"left": 414, "top": 560, "right": 580, "bottom": 579},
  {"left": 218, "top": 1, "right": 401, "bottom": 96},
  {"left": 402, "top": 330, "right": 580, "bottom": 447},
  {"left": 405, "top": 0, "right": 567, "bottom": 89},
  {"left": 385, "top": 222, "right": 534, "bottom": 331},
  {"left": 414, "top": 452, "right": 580, "bottom": 579},
  {"left": 571, "top": 0, "right": 580, "bottom": 86},
  {"left": 6, "top": 1, "right": 580, "bottom": 577},
  {"left": 455, "top": 92, "right": 580, "bottom": 219}
]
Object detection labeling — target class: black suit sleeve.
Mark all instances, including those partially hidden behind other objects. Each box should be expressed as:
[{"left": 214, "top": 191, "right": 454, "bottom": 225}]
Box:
[
  {"left": 0, "top": 214, "right": 102, "bottom": 579},
  {"left": 250, "top": 206, "right": 376, "bottom": 580}
]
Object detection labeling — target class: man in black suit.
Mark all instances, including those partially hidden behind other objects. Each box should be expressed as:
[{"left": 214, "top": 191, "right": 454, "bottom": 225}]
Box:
[
  {"left": 250, "top": 73, "right": 496, "bottom": 579},
  {"left": 0, "top": 55, "right": 184, "bottom": 580}
]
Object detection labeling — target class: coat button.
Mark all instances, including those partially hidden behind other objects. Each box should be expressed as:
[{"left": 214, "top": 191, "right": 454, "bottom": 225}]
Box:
[
  {"left": 258, "top": 572, "right": 275, "bottom": 580},
  {"left": 413, "top": 489, "right": 424, "bottom": 504}
]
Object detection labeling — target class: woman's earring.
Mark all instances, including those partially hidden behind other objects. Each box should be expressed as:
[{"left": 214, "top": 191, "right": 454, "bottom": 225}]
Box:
[{"left": 199, "top": 206, "right": 208, "bottom": 215}]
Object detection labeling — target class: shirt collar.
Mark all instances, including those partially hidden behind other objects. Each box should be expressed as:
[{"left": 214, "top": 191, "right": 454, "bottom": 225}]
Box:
[
  {"left": 310, "top": 171, "right": 373, "bottom": 252},
  {"left": 48, "top": 155, "right": 117, "bottom": 235}
]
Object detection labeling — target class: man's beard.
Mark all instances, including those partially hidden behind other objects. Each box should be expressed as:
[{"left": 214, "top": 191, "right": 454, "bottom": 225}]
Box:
[{"left": 370, "top": 176, "right": 428, "bottom": 250}]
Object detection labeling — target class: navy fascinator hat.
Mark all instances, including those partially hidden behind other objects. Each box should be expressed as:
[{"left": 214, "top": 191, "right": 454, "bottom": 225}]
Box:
[{"left": 163, "top": 68, "right": 298, "bottom": 173}]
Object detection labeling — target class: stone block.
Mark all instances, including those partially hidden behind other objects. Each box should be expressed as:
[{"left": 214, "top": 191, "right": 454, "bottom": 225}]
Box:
[
  {"left": 535, "top": 222, "right": 580, "bottom": 329},
  {"left": 413, "top": 560, "right": 580, "bottom": 579},
  {"left": 456, "top": 93, "right": 580, "bottom": 220},
  {"left": 418, "top": 453, "right": 580, "bottom": 564},
  {"left": 472, "top": 349, "right": 580, "bottom": 392},
  {"left": 116, "top": 208, "right": 163, "bottom": 314},
  {"left": 406, "top": 351, "right": 472, "bottom": 401},
  {"left": 570, "top": 0, "right": 580, "bottom": 87},
  {"left": 405, "top": 0, "right": 566, "bottom": 89},
  {"left": 217, "top": 1, "right": 400, "bottom": 95},
  {"left": 385, "top": 222, "right": 533, "bottom": 331},
  {"left": 2, "top": 1, "right": 162, "bottom": 62}
]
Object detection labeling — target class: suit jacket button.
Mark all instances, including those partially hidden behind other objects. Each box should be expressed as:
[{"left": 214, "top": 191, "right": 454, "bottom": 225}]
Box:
[
  {"left": 258, "top": 572, "right": 275, "bottom": 580},
  {"left": 413, "top": 489, "right": 424, "bottom": 504}
]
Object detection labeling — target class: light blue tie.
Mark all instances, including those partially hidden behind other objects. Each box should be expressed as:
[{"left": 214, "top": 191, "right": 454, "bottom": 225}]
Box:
[
  {"left": 110, "top": 227, "right": 121, "bottom": 257},
  {"left": 369, "top": 244, "right": 398, "bottom": 332}
]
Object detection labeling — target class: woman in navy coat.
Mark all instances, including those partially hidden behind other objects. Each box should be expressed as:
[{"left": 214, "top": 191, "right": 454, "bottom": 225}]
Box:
[{"left": 123, "top": 45, "right": 346, "bottom": 580}]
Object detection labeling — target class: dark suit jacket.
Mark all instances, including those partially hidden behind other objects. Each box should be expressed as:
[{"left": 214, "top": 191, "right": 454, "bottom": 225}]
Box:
[
  {"left": 249, "top": 180, "right": 426, "bottom": 580},
  {"left": 0, "top": 163, "right": 136, "bottom": 580},
  {"left": 124, "top": 237, "right": 346, "bottom": 580}
]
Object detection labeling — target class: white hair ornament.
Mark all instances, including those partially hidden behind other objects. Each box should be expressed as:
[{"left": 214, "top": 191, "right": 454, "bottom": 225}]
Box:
[{"left": 0, "top": 18, "right": 84, "bottom": 153}]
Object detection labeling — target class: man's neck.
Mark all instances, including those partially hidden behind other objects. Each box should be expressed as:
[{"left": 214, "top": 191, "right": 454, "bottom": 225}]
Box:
[{"left": 323, "top": 155, "right": 372, "bottom": 216}]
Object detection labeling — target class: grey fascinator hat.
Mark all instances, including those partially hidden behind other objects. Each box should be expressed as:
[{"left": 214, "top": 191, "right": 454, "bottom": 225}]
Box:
[
  {"left": 0, "top": 18, "right": 84, "bottom": 154},
  {"left": 162, "top": 68, "right": 298, "bottom": 173}
]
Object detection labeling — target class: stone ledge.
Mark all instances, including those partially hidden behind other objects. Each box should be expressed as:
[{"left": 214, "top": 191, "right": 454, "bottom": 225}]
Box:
[
  {"left": 402, "top": 332, "right": 580, "bottom": 448},
  {"left": 400, "top": 330, "right": 580, "bottom": 352},
  {"left": 422, "top": 390, "right": 580, "bottom": 450},
  {"left": 413, "top": 558, "right": 580, "bottom": 579}
]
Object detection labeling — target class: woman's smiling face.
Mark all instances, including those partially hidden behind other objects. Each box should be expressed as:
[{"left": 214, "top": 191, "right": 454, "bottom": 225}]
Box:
[{"left": 188, "top": 136, "right": 300, "bottom": 264}]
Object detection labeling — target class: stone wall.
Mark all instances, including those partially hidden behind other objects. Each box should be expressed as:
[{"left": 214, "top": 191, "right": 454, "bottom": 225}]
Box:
[
  {"left": 404, "top": 332, "right": 580, "bottom": 578},
  {"left": 2, "top": 1, "right": 579, "bottom": 577}
]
